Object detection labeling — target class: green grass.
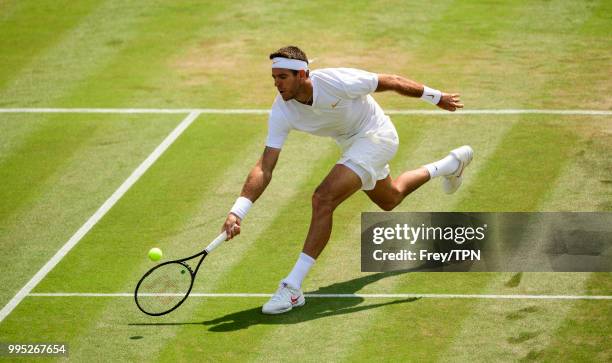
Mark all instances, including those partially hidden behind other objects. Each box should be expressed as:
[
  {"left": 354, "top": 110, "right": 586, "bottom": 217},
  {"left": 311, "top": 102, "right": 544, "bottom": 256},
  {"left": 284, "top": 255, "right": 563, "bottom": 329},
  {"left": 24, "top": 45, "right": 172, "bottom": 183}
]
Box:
[
  {"left": 0, "top": 114, "right": 180, "bottom": 308},
  {"left": 0, "top": 0, "right": 610, "bottom": 361}
]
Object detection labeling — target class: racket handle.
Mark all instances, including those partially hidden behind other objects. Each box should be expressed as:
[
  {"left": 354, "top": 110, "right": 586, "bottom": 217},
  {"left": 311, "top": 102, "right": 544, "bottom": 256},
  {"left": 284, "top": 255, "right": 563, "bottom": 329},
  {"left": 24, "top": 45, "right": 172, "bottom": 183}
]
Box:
[{"left": 205, "top": 231, "right": 227, "bottom": 253}]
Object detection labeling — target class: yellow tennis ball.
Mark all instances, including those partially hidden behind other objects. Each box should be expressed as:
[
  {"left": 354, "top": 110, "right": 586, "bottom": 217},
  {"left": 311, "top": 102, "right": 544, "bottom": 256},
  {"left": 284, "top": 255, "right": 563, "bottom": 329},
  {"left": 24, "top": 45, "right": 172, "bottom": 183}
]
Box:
[{"left": 148, "top": 247, "right": 163, "bottom": 261}]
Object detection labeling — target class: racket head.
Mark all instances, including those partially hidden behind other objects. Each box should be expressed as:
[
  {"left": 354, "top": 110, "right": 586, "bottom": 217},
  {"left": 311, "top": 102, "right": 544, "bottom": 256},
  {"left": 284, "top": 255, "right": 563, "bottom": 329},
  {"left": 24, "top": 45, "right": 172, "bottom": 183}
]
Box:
[{"left": 134, "top": 261, "right": 195, "bottom": 316}]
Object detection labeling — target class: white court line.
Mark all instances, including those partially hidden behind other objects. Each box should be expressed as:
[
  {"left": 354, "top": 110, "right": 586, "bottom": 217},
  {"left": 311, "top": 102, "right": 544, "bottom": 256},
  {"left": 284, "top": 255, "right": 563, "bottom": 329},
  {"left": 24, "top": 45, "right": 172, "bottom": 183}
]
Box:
[
  {"left": 0, "top": 108, "right": 611, "bottom": 115},
  {"left": 28, "top": 292, "right": 612, "bottom": 300},
  {"left": 0, "top": 111, "right": 201, "bottom": 323}
]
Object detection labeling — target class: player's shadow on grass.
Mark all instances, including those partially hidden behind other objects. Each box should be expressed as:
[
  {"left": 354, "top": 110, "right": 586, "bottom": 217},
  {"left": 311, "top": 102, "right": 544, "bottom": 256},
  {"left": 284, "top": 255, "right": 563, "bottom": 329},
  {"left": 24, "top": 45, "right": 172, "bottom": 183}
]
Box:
[
  {"left": 130, "top": 269, "right": 420, "bottom": 332},
  {"left": 204, "top": 269, "right": 420, "bottom": 332}
]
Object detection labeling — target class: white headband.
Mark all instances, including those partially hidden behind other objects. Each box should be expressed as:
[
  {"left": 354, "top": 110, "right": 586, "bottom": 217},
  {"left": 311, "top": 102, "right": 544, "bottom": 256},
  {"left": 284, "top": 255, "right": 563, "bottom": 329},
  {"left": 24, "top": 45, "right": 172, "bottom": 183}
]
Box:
[{"left": 271, "top": 57, "right": 308, "bottom": 71}]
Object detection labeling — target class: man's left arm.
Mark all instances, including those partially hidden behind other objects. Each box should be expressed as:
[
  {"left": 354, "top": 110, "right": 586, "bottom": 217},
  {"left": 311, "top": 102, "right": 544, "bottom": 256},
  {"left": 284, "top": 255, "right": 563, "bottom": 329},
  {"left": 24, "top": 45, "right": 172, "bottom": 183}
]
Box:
[{"left": 375, "top": 74, "right": 463, "bottom": 112}]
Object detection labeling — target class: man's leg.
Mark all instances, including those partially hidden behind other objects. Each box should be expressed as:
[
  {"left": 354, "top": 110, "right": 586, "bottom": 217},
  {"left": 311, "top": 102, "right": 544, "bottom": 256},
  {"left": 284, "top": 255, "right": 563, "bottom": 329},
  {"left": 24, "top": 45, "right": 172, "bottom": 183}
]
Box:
[
  {"left": 262, "top": 164, "right": 362, "bottom": 314},
  {"left": 364, "top": 167, "right": 430, "bottom": 211},
  {"left": 365, "top": 145, "right": 474, "bottom": 210},
  {"left": 302, "top": 163, "right": 363, "bottom": 258},
  {"left": 282, "top": 164, "right": 361, "bottom": 289}
]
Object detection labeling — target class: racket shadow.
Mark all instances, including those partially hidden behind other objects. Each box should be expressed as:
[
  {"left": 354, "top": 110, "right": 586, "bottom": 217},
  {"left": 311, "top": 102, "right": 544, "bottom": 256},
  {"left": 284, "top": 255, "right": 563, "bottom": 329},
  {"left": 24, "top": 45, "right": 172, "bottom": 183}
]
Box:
[{"left": 130, "top": 268, "right": 421, "bottom": 332}]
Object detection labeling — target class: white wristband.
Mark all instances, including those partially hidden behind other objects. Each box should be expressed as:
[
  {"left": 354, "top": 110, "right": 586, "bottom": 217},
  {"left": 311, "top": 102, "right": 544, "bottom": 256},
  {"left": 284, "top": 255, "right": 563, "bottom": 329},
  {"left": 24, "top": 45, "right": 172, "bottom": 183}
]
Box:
[
  {"left": 230, "top": 196, "right": 253, "bottom": 220},
  {"left": 421, "top": 86, "right": 442, "bottom": 105}
]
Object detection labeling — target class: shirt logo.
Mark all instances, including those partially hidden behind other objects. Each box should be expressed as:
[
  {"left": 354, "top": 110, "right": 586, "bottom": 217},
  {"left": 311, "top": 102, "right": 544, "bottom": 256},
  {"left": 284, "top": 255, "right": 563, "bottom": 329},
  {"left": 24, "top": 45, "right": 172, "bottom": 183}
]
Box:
[{"left": 331, "top": 99, "right": 341, "bottom": 108}]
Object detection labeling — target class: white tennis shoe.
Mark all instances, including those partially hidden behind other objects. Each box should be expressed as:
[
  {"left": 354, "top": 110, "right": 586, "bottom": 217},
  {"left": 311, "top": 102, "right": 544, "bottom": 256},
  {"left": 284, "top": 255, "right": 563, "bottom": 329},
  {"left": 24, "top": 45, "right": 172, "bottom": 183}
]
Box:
[
  {"left": 442, "top": 145, "right": 474, "bottom": 194},
  {"left": 262, "top": 282, "right": 305, "bottom": 314}
]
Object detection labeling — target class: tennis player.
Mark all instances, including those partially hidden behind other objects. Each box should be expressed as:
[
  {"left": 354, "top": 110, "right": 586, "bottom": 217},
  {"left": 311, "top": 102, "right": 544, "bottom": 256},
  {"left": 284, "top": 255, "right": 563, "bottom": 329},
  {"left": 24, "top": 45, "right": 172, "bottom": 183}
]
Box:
[{"left": 222, "top": 46, "right": 472, "bottom": 314}]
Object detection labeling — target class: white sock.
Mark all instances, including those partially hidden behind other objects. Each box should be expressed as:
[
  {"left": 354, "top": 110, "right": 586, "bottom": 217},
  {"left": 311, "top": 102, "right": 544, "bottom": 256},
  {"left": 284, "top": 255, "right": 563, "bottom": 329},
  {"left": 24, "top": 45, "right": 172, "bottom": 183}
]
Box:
[
  {"left": 282, "top": 252, "right": 315, "bottom": 289},
  {"left": 424, "top": 154, "right": 460, "bottom": 178}
]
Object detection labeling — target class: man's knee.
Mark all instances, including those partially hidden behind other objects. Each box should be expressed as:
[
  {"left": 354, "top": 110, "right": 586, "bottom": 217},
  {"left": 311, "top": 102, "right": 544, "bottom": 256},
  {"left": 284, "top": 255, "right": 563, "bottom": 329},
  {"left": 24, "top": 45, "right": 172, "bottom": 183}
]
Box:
[{"left": 312, "top": 188, "right": 336, "bottom": 213}]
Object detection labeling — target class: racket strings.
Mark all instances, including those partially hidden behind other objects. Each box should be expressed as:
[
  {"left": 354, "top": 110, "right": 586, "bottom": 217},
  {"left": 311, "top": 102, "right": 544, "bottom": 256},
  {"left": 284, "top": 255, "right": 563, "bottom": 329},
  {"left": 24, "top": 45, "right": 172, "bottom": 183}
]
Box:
[{"left": 136, "top": 262, "right": 193, "bottom": 315}]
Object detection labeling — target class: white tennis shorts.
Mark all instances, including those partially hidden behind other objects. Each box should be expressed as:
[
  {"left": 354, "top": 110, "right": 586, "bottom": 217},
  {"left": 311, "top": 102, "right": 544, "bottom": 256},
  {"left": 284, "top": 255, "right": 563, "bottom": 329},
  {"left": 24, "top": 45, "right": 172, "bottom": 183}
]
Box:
[{"left": 337, "top": 119, "right": 399, "bottom": 190}]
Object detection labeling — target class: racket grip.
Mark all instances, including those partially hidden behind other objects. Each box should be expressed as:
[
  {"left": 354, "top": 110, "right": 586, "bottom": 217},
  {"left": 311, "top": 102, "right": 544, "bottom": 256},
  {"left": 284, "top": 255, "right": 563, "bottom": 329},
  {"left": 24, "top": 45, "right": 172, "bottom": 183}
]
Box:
[{"left": 205, "top": 231, "right": 227, "bottom": 253}]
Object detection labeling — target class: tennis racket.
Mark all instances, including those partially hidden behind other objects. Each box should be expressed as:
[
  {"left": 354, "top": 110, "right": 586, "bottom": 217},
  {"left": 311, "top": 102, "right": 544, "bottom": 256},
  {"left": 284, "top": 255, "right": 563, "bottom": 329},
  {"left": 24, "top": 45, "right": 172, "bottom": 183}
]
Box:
[{"left": 134, "top": 231, "right": 227, "bottom": 316}]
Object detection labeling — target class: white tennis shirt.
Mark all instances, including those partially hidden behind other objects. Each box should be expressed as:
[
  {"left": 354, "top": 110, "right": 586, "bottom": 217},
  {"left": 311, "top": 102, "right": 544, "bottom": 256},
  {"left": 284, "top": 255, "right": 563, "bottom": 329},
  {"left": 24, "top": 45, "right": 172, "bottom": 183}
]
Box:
[{"left": 266, "top": 68, "right": 390, "bottom": 149}]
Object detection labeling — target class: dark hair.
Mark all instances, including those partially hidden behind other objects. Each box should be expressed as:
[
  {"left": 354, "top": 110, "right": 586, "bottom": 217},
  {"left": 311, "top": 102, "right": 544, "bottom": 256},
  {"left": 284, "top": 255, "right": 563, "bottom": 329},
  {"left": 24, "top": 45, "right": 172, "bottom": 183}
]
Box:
[{"left": 269, "top": 46, "right": 308, "bottom": 75}]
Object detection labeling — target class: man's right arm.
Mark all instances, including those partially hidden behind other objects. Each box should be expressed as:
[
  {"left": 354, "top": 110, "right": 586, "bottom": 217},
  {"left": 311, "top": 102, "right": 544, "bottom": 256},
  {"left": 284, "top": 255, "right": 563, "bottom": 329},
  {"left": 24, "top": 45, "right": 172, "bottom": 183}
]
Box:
[
  {"left": 239, "top": 146, "right": 280, "bottom": 203},
  {"left": 222, "top": 146, "right": 281, "bottom": 239}
]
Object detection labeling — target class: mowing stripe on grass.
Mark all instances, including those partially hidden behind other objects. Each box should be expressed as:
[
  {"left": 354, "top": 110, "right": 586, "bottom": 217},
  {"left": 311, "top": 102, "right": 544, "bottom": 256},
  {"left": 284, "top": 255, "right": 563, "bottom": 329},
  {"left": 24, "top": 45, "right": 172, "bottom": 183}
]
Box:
[
  {"left": 443, "top": 120, "right": 608, "bottom": 359},
  {"left": 435, "top": 3, "right": 609, "bottom": 358},
  {"left": 0, "top": 0, "right": 103, "bottom": 91},
  {"left": 458, "top": 117, "right": 579, "bottom": 211},
  {"left": 0, "top": 114, "right": 179, "bottom": 309},
  {"left": 0, "top": 108, "right": 611, "bottom": 115},
  {"left": 0, "top": 111, "right": 200, "bottom": 323},
  {"left": 0, "top": 1, "right": 166, "bottom": 107},
  {"left": 531, "top": 273, "right": 612, "bottom": 360},
  {"left": 0, "top": 115, "right": 102, "bottom": 222},
  {"left": 28, "top": 293, "right": 612, "bottom": 300},
  {"left": 538, "top": 118, "right": 612, "bottom": 211}
]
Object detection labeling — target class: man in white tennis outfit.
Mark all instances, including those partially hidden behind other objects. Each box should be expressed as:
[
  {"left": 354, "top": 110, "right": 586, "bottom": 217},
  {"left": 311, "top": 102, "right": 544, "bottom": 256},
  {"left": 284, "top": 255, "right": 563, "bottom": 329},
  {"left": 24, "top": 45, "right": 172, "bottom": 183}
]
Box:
[{"left": 221, "top": 46, "right": 472, "bottom": 314}]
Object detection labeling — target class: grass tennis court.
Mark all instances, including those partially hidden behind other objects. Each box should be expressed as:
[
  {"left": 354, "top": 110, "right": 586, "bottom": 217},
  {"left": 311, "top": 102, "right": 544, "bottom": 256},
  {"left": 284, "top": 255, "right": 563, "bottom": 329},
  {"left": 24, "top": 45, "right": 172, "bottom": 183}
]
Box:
[{"left": 1, "top": 0, "right": 610, "bottom": 361}]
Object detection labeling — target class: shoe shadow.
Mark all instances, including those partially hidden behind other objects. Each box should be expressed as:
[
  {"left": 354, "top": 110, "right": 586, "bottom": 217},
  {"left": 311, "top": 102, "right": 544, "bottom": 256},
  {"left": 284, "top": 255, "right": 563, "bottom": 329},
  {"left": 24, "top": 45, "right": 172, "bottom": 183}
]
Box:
[{"left": 129, "top": 268, "right": 421, "bottom": 332}]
